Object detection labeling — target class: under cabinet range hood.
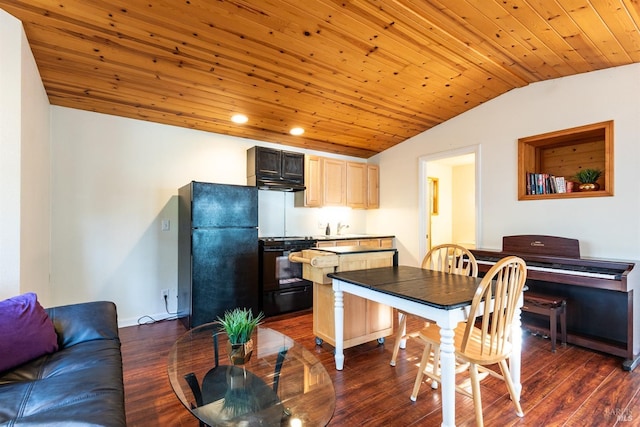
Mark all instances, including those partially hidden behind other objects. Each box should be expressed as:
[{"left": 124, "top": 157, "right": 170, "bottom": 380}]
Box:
[
  {"left": 252, "top": 178, "right": 306, "bottom": 192},
  {"left": 247, "top": 147, "right": 306, "bottom": 192}
]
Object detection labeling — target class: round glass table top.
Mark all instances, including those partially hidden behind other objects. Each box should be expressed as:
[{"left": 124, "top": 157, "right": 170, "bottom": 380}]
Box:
[{"left": 168, "top": 323, "right": 335, "bottom": 426}]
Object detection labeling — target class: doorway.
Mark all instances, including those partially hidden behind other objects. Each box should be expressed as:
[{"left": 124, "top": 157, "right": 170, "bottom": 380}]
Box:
[{"left": 418, "top": 146, "right": 480, "bottom": 261}]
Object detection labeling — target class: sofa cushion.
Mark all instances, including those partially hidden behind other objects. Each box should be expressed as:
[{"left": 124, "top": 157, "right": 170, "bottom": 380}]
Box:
[
  {"left": 0, "top": 293, "right": 59, "bottom": 373},
  {"left": 45, "top": 301, "right": 119, "bottom": 349},
  {"left": 0, "top": 339, "right": 126, "bottom": 426}
]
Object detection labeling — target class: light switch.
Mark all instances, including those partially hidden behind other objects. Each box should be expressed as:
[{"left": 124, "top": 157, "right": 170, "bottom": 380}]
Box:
[{"left": 161, "top": 219, "right": 170, "bottom": 231}]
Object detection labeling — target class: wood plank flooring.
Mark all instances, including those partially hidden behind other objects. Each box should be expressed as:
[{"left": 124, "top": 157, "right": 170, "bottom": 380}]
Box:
[{"left": 120, "top": 311, "right": 640, "bottom": 426}]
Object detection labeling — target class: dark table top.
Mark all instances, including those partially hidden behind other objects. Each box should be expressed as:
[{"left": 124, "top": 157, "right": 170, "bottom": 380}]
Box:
[{"left": 328, "top": 265, "right": 483, "bottom": 310}]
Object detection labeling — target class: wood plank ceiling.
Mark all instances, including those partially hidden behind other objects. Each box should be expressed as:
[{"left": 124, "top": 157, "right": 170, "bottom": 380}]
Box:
[{"left": 2, "top": 1, "right": 640, "bottom": 158}]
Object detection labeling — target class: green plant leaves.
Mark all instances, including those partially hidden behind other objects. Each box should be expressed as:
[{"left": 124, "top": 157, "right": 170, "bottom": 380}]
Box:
[{"left": 215, "top": 308, "right": 265, "bottom": 344}]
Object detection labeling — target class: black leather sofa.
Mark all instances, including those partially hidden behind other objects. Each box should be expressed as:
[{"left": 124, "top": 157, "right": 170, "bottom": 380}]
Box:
[{"left": 0, "top": 301, "right": 126, "bottom": 426}]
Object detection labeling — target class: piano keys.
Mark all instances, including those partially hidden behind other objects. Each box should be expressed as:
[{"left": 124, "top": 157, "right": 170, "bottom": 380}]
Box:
[
  {"left": 471, "top": 235, "right": 640, "bottom": 371},
  {"left": 476, "top": 259, "right": 620, "bottom": 280}
]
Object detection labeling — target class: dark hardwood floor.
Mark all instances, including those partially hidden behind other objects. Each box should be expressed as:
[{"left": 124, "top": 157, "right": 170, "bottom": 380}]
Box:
[{"left": 120, "top": 311, "right": 640, "bottom": 426}]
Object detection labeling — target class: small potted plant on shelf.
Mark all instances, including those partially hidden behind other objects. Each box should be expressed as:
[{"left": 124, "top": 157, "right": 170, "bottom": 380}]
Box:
[
  {"left": 573, "top": 168, "right": 602, "bottom": 191},
  {"left": 216, "top": 308, "right": 264, "bottom": 365}
]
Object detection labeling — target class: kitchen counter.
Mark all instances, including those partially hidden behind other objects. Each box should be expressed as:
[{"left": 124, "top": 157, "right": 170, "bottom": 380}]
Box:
[
  {"left": 315, "top": 245, "right": 397, "bottom": 255},
  {"left": 313, "top": 234, "right": 395, "bottom": 241}
]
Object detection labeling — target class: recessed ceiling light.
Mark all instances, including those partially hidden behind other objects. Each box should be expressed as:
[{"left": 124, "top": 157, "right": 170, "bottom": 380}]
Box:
[
  {"left": 290, "top": 127, "right": 305, "bottom": 136},
  {"left": 231, "top": 114, "right": 248, "bottom": 124}
]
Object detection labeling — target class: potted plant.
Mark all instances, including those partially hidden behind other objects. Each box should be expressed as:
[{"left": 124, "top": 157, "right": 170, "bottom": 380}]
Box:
[
  {"left": 216, "top": 308, "right": 264, "bottom": 365},
  {"left": 573, "top": 168, "right": 602, "bottom": 191}
]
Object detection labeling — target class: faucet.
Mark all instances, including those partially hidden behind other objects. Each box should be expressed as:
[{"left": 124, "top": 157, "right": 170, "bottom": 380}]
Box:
[{"left": 337, "top": 222, "right": 349, "bottom": 235}]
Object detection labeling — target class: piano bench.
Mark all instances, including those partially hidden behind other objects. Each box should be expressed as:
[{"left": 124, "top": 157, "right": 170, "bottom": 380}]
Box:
[{"left": 522, "top": 292, "right": 567, "bottom": 353}]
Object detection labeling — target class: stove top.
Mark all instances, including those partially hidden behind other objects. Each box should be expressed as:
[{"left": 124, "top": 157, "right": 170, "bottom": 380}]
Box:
[{"left": 259, "top": 236, "right": 316, "bottom": 242}]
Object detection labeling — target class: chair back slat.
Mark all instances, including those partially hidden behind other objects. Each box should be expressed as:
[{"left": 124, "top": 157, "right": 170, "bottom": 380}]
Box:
[
  {"left": 421, "top": 244, "right": 478, "bottom": 278},
  {"left": 460, "top": 256, "right": 527, "bottom": 357}
]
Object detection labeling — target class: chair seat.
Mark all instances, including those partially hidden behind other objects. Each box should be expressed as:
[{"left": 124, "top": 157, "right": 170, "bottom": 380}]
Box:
[{"left": 418, "top": 322, "right": 514, "bottom": 366}]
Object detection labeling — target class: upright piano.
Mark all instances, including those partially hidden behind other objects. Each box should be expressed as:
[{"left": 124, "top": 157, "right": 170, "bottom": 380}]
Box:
[{"left": 471, "top": 235, "right": 640, "bottom": 371}]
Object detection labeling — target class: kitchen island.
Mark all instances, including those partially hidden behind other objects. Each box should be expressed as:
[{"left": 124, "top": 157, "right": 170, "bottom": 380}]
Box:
[{"left": 290, "top": 245, "right": 397, "bottom": 349}]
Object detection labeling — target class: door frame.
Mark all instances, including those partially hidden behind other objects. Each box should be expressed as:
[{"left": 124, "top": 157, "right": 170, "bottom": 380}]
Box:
[{"left": 418, "top": 145, "right": 482, "bottom": 262}]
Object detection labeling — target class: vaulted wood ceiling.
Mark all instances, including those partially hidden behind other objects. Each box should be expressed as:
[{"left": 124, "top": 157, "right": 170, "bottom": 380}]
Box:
[{"left": 3, "top": 1, "right": 640, "bottom": 158}]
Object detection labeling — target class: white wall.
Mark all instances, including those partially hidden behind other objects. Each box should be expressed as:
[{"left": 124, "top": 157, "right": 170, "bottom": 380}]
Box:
[
  {"left": 0, "top": 10, "right": 22, "bottom": 300},
  {"left": 50, "top": 107, "right": 366, "bottom": 325},
  {"left": 373, "top": 64, "right": 640, "bottom": 265},
  {"left": 20, "top": 24, "right": 51, "bottom": 303},
  {"left": 258, "top": 189, "right": 367, "bottom": 237},
  {"left": 0, "top": 10, "right": 50, "bottom": 303}
]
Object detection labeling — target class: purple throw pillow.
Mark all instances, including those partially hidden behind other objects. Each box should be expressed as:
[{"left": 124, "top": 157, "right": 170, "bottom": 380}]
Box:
[{"left": 0, "top": 292, "right": 59, "bottom": 372}]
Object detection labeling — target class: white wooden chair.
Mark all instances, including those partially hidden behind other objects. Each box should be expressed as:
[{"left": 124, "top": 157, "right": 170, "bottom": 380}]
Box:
[
  {"left": 411, "top": 256, "right": 527, "bottom": 427},
  {"left": 389, "top": 244, "right": 478, "bottom": 366}
]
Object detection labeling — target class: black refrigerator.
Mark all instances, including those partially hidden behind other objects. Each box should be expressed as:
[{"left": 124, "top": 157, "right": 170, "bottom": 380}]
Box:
[{"left": 178, "top": 181, "right": 259, "bottom": 329}]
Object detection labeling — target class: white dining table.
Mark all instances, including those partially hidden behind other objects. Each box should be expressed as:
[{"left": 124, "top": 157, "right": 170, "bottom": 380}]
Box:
[{"left": 328, "top": 265, "right": 523, "bottom": 427}]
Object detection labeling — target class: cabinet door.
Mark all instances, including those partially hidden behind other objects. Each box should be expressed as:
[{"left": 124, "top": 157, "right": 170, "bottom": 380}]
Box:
[
  {"left": 380, "top": 238, "right": 394, "bottom": 248},
  {"left": 296, "top": 155, "right": 322, "bottom": 207},
  {"left": 323, "top": 159, "right": 346, "bottom": 206},
  {"left": 346, "top": 162, "right": 367, "bottom": 209},
  {"left": 367, "top": 300, "right": 394, "bottom": 335},
  {"left": 358, "top": 239, "right": 380, "bottom": 248},
  {"left": 367, "top": 164, "right": 380, "bottom": 208},
  {"left": 255, "top": 147, "right": 281, "bottom": 179},
  {"left": 281, "top": 151, "right": 304, "bottom": 183}
]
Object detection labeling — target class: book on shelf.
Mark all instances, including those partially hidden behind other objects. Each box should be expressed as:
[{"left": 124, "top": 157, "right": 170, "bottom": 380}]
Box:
[{"left": 525, "top": 173, "right": 567, "bottom": 195}]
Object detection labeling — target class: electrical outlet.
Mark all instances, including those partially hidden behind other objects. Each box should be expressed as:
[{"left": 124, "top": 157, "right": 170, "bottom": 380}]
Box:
[{"left": 161, "top": 289, "right": 169, "bottom": 300}]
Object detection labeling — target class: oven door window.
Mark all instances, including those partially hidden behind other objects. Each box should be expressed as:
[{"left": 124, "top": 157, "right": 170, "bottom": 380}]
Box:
[{"left": 276, "top": 250, "right": 306, "bottom": 288}]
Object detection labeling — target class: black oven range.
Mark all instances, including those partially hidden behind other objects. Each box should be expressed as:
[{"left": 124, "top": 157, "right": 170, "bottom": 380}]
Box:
[{"left": 259, "top": 236, "right": 317, "bottom": 317}]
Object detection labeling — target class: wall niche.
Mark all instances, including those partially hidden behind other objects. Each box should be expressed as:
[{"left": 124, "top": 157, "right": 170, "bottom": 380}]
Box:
[{"left": 518, "top": 121, "right": 614, "bottom": 200}]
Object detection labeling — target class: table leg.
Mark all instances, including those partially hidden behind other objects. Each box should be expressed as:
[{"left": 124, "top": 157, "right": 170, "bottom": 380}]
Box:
[
  {"left": 510, "top": 304, "right": 523, "bottom": 400},
  {"left": 439, "top": 323, "right": 456, "bottom": 427},
  {"left": 399, "top": 312, "right": 407, "bottom": 349},
  {"left": 333, "top": 287, "right": 345, "bottom": 370}
]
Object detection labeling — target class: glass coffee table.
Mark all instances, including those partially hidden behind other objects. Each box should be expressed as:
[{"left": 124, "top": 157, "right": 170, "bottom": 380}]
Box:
[{"left": 168, "top": 323, "right": 335, "bottom": 426}]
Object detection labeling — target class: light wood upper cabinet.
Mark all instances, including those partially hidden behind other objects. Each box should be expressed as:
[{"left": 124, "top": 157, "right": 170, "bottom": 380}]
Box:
[
  {"left": 322, "top": 158, "right": 346, "bottom": 206},
  {"left": 295, "top": 155, "right": 323, "bottom": 207},
  {"left": 346, "top": 162, "right": 367, "bottom": 209},
  {"left": 296, "top": 155, "right": 380, "bottom": 209},
  {"left": 367, "top": 164, "right": 379, "bottom": 208}
]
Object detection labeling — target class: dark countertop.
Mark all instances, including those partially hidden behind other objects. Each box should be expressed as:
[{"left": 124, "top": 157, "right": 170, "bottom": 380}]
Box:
[
  {"left": 313, "top": 234, "right": 395, "bottom": 241},
  {"left": 314, "top": 245, "right": 397, "bottom": 255}
]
